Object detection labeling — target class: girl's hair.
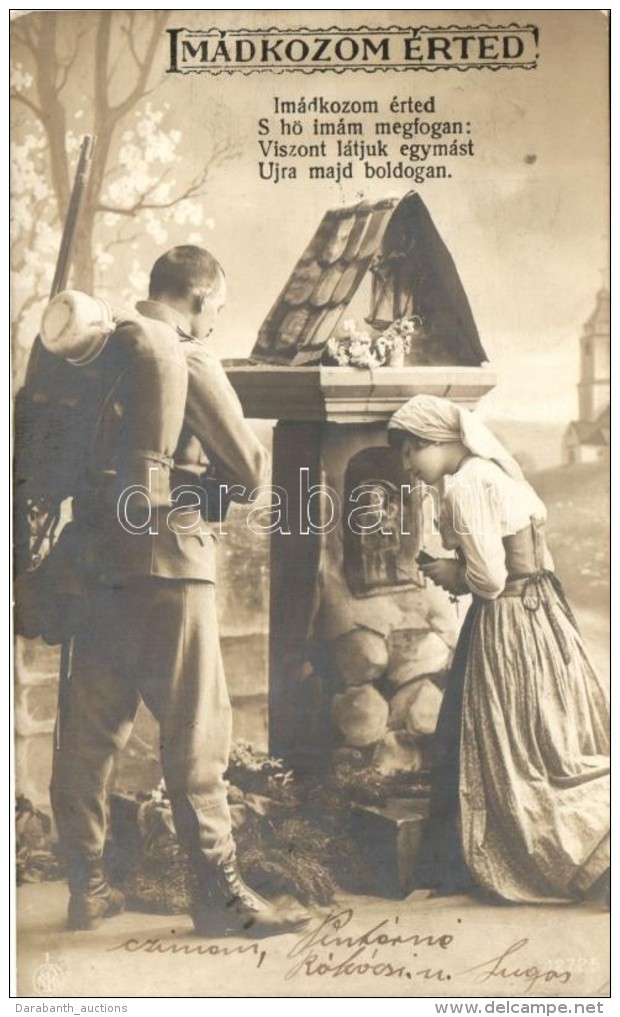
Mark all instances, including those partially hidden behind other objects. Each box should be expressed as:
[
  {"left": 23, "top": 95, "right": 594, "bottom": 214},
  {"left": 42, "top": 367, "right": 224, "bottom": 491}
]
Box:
[
  {"left": 387, "top": 428, "right": 407, "bottom": 450},
  {"left": 387, "top": 429, "right": 435, "bottom": 451}
]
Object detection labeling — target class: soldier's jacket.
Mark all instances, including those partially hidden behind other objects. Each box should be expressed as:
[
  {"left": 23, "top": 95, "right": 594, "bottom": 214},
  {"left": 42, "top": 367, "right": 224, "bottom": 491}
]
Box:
[{"left": 74, "top": 300, "right": 269, "bottom": 583}]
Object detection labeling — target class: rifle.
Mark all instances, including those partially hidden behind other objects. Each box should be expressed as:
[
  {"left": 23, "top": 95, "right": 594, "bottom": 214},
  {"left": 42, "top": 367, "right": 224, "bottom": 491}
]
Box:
[
  {"left": 15, "top": 134, "right": 97, "bottom": 575},
  {"left": 14, "top": 136, "right": 98, "bottom": 755},
  {"left": 26, "top": 134, "right": 97, "bottom": 382}
]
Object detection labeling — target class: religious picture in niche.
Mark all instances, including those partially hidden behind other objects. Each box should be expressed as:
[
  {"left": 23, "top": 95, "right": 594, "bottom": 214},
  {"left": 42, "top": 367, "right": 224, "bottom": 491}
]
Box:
[{"left": 343, "top": 446, "right": 422, "bottom": 597}]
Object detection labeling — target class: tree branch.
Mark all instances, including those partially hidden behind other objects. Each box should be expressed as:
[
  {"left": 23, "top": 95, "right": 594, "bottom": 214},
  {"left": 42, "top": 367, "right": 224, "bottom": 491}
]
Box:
[
  {"left": 101, "top": 230, "right": 141, "bottom": 252},
  {"left": 122, "top": 14, "right": 143, "bottom": 72},
  {"left": 11, "top": 21, "right": 39, "bottom": 58},
  {"left": 56, "top": 28, "right": 87, "bottom": 95},
  {"left": 96, "top": 193, "right": 195, "bottom": 216},
  {"left": 10, "top": 89, "right": 43, "bottom": 119},
  {"left": 96, "top": 165, "right": 212, "bottom": 216},
  {"left": 96, "top": 133, "right": 239, "bottom": 218},
  {"left": 105, "top": 39, "right": 125, "bottom": 86},
  {"left": 108, "top": 12, "right": 169, "bottom": 121},
  {"left": 94, "top": 11, "right": 112, "bottom": 116},
  {"left": 98, "top": 164, "right": 174, "bottom": 214}
]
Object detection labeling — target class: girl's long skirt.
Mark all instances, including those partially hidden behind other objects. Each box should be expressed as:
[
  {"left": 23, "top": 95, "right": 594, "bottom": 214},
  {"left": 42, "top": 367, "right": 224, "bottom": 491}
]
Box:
[{"left": 417, "top": 576, "right": 610, "bottom": 902}]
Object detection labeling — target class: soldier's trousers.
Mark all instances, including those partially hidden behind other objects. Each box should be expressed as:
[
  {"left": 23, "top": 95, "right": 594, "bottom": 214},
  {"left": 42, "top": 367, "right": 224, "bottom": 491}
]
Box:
[{"left": 50, "top": 578, "right": 236, "bottom": 871}]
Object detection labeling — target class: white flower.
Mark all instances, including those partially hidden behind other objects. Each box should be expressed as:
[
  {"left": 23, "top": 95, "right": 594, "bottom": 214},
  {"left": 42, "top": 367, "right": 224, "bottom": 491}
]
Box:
[
  {"left": 349, "top": 339, "right": 370, "bottom": 360},
  {"left": 128, "top": 261, "right": 149, "bottom": 294},
  {"left": 10, "top": 63, "right": 33, "bottom": 91}
]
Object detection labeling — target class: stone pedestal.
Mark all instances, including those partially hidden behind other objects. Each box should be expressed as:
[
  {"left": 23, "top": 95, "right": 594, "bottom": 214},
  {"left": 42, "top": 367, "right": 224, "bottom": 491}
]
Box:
[{"left": 226, "top": 363, "right": 495, "bottom": 772}]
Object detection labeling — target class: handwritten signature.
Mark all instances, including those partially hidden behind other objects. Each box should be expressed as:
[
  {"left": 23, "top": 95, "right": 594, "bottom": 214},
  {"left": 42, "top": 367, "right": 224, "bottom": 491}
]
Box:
[
  {"left": 108, "top": 936, "right": 267, "bottom": 968},
  {"left": 285, "top": 907, "right": 455, "bottom": 982},
  {"left": 106, "top": 922, "right": 578, "bottom": 992},
  {"left": 462, "top": 938, "right": 572, "bottom": 993}
]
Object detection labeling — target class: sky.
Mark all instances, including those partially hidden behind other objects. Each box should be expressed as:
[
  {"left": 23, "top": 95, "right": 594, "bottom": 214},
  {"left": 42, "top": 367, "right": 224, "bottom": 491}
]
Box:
[{"left": 12, "top": 9, "right": 610, "bottom": 423}]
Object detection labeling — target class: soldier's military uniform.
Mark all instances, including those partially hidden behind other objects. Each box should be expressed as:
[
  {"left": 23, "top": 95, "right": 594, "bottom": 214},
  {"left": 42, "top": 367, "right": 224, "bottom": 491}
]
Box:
[{"left": 50, "top": 300, "right": 270, "bottom": 924}]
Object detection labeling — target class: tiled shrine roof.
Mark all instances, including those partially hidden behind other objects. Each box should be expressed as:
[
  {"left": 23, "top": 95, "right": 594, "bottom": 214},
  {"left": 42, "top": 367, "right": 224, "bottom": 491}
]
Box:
[
  {"left": 250, "top": 190, "right": 488, "bottom": 368},
  {"left": 251, "top": 195, "right": 398, "bottom": 366}
]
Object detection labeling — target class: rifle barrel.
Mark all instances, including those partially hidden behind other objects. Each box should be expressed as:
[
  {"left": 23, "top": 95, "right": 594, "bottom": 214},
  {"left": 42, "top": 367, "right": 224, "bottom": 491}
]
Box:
[{"left": 50, "top": 133, "right": 97, "bottom": 298}]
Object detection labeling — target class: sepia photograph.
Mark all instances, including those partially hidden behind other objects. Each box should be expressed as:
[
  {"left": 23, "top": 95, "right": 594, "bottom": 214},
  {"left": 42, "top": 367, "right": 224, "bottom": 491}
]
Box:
[{"left": 10, "top": 8, "right": 611, "bottom": 1001}]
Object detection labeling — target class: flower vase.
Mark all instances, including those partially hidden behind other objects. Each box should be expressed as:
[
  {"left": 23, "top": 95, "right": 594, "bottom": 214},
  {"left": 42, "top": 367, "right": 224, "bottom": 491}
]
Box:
[{"left": 387, "top": 348, "right": 405, "bottom": 368}]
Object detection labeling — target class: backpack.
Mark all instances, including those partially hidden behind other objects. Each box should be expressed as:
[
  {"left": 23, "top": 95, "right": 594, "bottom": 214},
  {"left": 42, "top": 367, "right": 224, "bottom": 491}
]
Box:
[{"left": 14, "top": 292, "right": 191, "bottom": 642}]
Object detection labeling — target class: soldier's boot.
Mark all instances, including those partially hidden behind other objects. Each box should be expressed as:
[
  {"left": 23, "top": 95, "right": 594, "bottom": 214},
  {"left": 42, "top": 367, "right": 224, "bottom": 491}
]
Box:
[
  {"left": 66, "top": 858, "right": 125, "bottom": 931},
  {"left": 191, "top": 858, "right": 309, "bottom": 938}
]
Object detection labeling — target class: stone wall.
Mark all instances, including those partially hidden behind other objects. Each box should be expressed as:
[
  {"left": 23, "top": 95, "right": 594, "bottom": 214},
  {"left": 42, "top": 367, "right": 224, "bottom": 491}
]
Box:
[{"left": 267, "top": 420, "right": 461, "bottom": 773}]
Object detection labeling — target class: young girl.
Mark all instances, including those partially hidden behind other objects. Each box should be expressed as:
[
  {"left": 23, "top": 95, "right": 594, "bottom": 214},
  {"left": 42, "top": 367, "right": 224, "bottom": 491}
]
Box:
[{"left": 387, "top": 394, "right": 609, "bottom": 904}]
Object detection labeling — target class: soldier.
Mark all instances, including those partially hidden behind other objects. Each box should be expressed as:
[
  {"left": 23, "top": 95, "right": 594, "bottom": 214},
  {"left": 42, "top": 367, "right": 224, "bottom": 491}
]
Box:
[{"left": 49, "top": 245, "right": 307, "bottom": 937}]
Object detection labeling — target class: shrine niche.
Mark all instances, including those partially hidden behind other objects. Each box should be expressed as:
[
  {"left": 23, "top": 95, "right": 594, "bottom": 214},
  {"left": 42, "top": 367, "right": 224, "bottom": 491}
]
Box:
[
  {"left": 342, "top": 446, "right": 422, "bottom": 597},
  {"left": 224, "top": 189, "right": 496, "bottom": 776}
]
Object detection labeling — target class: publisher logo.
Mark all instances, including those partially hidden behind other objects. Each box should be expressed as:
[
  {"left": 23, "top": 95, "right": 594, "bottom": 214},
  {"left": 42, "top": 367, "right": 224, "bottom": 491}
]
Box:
[{"left": 33, "top": 953, "right": 67, "bottom": 996}]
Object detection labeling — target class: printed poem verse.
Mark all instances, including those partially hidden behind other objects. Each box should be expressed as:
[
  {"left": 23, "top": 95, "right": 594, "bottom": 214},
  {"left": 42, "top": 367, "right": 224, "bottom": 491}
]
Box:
[{"left": 257, "top": 94, "right": 476, "bottom": 184}]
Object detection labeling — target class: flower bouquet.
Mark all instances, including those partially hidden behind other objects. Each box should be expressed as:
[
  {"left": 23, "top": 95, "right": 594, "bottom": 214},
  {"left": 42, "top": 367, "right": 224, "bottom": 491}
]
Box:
[{"left": 323, "top": 315, "right": 423, "bottom": 368}]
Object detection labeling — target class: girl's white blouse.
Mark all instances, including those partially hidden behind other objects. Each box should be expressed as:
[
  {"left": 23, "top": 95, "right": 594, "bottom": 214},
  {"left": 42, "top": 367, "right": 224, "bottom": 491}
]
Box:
[{"left": 438, "top": 456, "right": 550, "bottom": 599}]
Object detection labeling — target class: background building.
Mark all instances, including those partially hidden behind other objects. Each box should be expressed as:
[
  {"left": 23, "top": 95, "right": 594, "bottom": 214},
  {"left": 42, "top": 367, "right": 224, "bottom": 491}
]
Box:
[{"left": 563, "top": 289, "right": 610, "bottom": 464}]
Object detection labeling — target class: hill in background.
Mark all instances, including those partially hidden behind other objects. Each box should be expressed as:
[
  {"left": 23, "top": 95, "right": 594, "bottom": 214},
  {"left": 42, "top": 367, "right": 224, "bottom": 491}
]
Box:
[
  {"left": 487, "top": 419, "right": 566, "bottom": 472},
  {"left": 529, "top": 459, "right": 609, "bottom": 611}
]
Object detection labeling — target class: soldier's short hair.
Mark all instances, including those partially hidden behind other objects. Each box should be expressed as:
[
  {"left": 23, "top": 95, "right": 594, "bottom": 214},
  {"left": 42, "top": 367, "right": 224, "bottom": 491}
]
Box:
[{"left": 149, "top": 246, "right": 225, "bottom": 300}]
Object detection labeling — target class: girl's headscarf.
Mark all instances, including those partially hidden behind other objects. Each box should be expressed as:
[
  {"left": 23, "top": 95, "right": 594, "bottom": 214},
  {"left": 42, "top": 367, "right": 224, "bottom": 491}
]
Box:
[{"left": 388, "top": 394, "right": 524, "bottom": 481}]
